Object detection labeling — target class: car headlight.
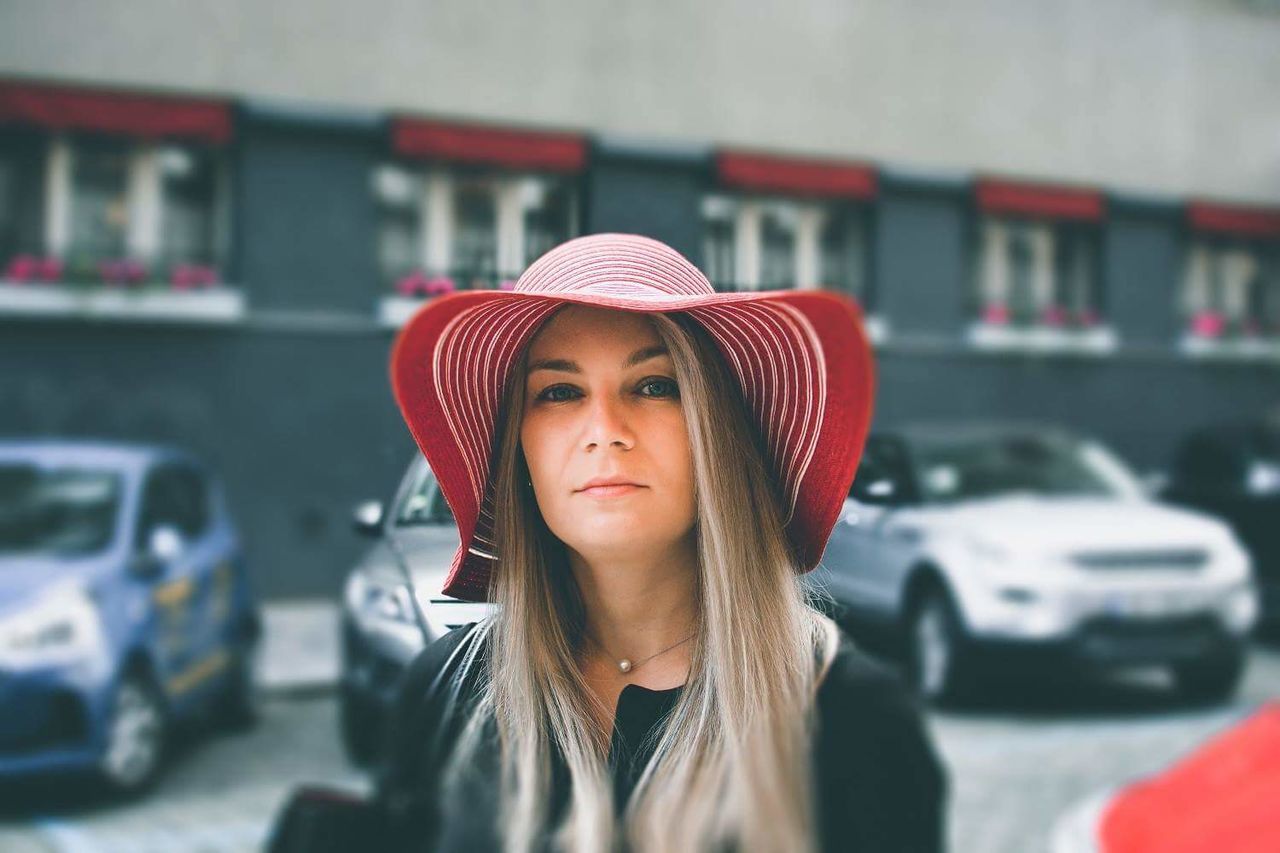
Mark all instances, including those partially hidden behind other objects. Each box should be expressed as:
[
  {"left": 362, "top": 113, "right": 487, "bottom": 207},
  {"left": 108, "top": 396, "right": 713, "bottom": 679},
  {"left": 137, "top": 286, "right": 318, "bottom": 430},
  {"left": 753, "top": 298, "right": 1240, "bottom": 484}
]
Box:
[
  {"left": 1222, "top": 581, "right": 1259, "bottom": 634},
  {"left": 0, "top": 581, "right": 107, "bottom": 669}
]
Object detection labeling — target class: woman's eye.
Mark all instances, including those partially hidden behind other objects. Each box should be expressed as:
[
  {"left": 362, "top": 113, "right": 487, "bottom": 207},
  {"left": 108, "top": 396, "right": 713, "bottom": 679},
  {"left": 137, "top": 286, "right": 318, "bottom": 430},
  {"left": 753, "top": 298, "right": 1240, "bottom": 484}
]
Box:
[
  {"left": 536, "top": 385, "right": 580, "bottom": 403},
  {"left": 638, "top": 378, "right": 679, "bottom": 399}
]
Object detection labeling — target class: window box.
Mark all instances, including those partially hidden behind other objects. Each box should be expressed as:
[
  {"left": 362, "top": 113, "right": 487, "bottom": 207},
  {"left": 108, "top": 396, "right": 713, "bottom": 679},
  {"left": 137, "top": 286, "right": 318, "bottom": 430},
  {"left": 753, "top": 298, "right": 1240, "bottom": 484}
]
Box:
[
  {"left": 967, "top": 319, "right": 1118, "bottom": 355},
  {"left": 0, "top": 277, "right": 243, "bottom": 323}
]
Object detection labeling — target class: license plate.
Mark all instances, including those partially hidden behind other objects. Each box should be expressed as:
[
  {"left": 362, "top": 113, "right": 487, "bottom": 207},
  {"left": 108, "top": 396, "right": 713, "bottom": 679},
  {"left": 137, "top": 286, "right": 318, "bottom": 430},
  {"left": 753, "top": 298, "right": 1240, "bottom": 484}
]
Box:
[{"left": 1103, "top": 589, "right": 1201, "bottom": 617}]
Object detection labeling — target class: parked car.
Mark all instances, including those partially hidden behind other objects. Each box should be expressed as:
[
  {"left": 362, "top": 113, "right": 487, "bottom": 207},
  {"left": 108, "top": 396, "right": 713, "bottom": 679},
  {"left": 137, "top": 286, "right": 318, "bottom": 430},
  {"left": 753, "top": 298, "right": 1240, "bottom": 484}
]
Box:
[
  {"left": 811, "top": 421, "right": 1259, "bottom": 706},
  {"left": 0, "top": 440, "right": 261, "bottom": 796},
  {"left": 339, "top": 453, "right": 492, "bottom": 765},
  {"left": 1158, "top": 415, "right": 1280, "bottom": 632}
]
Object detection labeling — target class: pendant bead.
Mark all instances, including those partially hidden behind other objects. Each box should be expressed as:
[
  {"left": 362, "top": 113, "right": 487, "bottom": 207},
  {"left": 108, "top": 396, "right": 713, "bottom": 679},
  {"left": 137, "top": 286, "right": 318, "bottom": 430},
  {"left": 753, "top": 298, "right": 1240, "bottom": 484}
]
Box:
[{"left": 618, "top": 659, "right": 632, "bottom": 673}]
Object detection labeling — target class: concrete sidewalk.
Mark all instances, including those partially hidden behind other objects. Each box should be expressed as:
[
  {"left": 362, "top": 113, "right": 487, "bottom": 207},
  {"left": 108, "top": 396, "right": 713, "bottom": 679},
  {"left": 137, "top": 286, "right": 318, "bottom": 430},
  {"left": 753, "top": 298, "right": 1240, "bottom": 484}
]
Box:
[{"left": 257, "top": 599, "right": 342, "bottom": 697}]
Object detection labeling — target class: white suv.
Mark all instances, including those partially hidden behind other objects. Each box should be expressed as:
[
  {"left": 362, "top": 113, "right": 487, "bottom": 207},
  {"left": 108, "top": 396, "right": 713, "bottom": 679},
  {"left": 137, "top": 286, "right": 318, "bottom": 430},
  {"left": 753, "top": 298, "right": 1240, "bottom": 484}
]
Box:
[{"left": 813, "top": 421, "right": 1259, "bottom": 706}]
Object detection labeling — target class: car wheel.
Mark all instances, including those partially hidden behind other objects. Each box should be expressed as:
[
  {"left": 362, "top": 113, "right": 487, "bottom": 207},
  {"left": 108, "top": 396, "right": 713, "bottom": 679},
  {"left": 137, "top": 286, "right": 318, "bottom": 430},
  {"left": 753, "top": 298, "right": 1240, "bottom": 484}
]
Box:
[
  {"left": 99, "top": 670, "right": 168, "bottom": 797},
  {"left": 212, "top": 640, "right": 263, "bottom": 731},
  {"left": 1171, "top": 643, "right": 1247, "bottom": 705},
  {"left": 906, "top": 584, "right": 971, "bottom": 706},
  {"left": 339, "top": 683, "right": 383, "bottom": 767}
]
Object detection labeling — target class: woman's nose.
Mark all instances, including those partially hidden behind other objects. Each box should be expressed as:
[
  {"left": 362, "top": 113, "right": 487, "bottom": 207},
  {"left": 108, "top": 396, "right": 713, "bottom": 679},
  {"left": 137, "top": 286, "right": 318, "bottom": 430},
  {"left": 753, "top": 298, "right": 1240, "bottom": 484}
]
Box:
[{"left": 582, "top": 392, "right": 634, "bottom": 450}]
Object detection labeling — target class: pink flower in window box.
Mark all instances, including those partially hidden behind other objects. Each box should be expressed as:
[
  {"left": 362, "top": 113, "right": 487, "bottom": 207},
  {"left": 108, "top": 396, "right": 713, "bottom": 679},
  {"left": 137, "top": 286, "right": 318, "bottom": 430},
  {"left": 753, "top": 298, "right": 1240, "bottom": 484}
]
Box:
[
  {"left": 4, "top": 254, "right": 39, "bottom": 282},
  {"left": 1190, "top": 310, "right": 1225, "bottom": 339},
  {"left": 170, "top": 264, "right": 220, "bottom": 291},
  {"left": 424, "top": 276, "right": 456, "bottom": 297},
  {"left": 1041, "top": 304, "right": 1068, "bottom": 327},
  {"left": 395, "top": 271, "right": 430, "bottom": 297},
  {"left": 37, "top": 257, "right": 63, "bottom": 282},
  {"left": 498, "top": 279, "right": 518, "bottom": 291},
  {"left": 1075, "top": 307, "right": 1100, "bottom": 328},
  {"left": 100, "top": 258, "right": 148, "bottom": 287},
  {"left": 982, "top": 303, "right": 1009, "bottom": 325}
]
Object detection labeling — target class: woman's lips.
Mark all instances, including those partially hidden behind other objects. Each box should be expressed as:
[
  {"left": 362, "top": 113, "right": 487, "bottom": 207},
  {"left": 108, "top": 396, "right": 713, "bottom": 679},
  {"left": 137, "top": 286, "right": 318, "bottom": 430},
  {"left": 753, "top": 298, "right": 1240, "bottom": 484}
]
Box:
[{"left": 577, "top": 484, "right": 645, "bottom": 498}]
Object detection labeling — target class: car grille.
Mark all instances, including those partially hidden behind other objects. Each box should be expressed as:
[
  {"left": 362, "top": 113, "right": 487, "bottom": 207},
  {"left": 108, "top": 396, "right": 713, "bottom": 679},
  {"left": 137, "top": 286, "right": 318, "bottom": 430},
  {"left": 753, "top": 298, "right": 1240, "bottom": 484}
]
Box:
[{"left": 1069, "top": 547, "right": 1209, "bottom": 572}]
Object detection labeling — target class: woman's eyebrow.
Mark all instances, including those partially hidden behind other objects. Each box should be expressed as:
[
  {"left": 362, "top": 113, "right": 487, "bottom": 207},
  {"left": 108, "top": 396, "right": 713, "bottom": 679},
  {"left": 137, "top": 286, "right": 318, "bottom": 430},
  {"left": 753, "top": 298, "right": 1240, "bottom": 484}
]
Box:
[{"left": 527, "top": 344, "right": 670, "bottom": 375}]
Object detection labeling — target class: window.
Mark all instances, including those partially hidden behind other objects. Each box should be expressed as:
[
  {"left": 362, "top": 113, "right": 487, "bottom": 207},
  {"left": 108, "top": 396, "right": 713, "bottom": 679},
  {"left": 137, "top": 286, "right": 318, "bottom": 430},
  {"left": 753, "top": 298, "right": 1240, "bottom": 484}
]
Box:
[
  {"left": 699, "top": 193, "right": 873, "bottom": 307},
  {"left": 820, "top": 206, "right": 871, "bottom": 300},
  {"left": 158, "top": 144, "right": 223, "bottom": 269},
  {"left": 1182, "top": 238, "right": 1280, "bottom": 342},
  {"left": 2, "top": 131, "right": 230, "bottom": 288},
  {"left": 68, "top": 135, "right": 131, "bottom": 265},
  {"left": 973, "top": 216, "right": 1103, "bottom": 329},
  {"left": 395, "top": 466, "right": 453, "bottom": 526},
  {"left": 373, "top": 164, "right": 580, "bottom": 297},
  {"left": 135, "top": 463, "right": 210, "bottom": 547},
  {"left": 453, "top": 174, "right": 499, "bottom": 285}
]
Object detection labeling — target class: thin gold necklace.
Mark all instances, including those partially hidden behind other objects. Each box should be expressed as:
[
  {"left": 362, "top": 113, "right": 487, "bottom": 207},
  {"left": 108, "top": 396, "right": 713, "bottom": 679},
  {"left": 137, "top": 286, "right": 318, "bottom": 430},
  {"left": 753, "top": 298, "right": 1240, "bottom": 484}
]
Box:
[{"left": 586, "top": 630, "right": 695, "bottom": 674}]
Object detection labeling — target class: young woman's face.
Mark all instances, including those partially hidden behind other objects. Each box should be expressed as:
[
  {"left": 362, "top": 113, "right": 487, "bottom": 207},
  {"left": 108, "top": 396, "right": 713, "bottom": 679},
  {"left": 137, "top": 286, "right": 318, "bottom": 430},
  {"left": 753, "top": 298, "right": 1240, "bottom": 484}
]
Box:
[{"left": 520, "top": 305, "right": 696, "bottom": 565}]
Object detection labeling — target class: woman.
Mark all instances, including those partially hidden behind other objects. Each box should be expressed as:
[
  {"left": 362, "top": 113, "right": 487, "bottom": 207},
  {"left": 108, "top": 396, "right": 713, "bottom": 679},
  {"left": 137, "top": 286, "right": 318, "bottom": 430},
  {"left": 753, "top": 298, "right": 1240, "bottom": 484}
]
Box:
[{"left": 376, "top": 233, "right": 948, "bottom": 852}]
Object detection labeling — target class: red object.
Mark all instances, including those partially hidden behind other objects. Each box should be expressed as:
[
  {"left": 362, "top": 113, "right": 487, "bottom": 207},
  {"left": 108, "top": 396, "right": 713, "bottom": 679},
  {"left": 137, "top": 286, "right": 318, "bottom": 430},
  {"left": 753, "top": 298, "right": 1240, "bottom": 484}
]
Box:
[
  {"left": 395, "top": 271, "right": 429, "bottom": 297},
  {"left": 391, "top": 117, "right": 586, "bottom": 173},
  {"left": 389, "top": 233, "right": 876, "bottom": 601},
  {"left": 1187, "top": 202, "right": 1280, "bottom": 240},
  {"left": 716, "top": 150, "right": 877, "bottom": 199},
  {"left": 1190, "top": 310, "right": 1226, "bottom": 338},
  {"left": 1099, "top": 702, "right": 1280, "bottom": 853},
  {"left": 1041, "top": 304, "right": 1068, "bottom": 327},
  {"left": 975, "top": 176, "right": 1105, "bottom": 221},
  {"left": 982, "top": 303, "right": 1010, "bottom": 325},
  {"left": 99, "top": 258, "right": 148, "bottom": 286},
  {"left": 424, "top": 276, "right": 456, "bottom": 297},
  {"left": 0, "top": 79, "right": 232, "bottom": 145},
  {"left": 169, "top": 263, "right": 219, "bottom": 290}
]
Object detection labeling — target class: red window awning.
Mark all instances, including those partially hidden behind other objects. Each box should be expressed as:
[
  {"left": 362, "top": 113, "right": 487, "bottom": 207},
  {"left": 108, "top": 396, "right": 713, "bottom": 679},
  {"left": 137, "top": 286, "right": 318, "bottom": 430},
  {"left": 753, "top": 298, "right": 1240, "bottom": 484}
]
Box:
[
  {"left": 1187, "top": 201, "right": 1280, "bottom": 240},
  {"left": 0, "top": 79, "right": 232, "bottom": 145},
  {"left": 715, "top": 150, "right": 877, "bottom": 199},
  {"left": 391, "top": 117, "right": 587, "bottom": 173},
  {"left": 974, "top": 177, "right": 1104, "bottom": 222}
]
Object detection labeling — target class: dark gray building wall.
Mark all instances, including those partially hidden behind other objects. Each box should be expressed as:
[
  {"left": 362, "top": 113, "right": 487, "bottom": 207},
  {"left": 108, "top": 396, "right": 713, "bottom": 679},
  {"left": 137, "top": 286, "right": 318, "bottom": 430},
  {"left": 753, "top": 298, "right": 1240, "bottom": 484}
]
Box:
[
  {"left": 1104, "top": 199, "right": 1186, "bottom": 348},
  {"left": 875, "top": 177, "right": 970, "bottom": 338},
  {"left": 235, "top": 107, "right": 382, "bottom": 314},
  {"left": 0, "top": 319, "right": 414, "bottom": 600},
  {"left": 584, "top": 142, "right": 707, "bottom": 263}
]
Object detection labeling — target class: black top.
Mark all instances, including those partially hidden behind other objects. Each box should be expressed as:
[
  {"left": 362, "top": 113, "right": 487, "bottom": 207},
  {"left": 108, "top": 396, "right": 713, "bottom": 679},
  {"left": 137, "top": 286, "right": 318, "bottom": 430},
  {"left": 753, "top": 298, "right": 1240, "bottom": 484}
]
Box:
[{"left": 370, "top": 622, "right": 949, "bottom": 852}]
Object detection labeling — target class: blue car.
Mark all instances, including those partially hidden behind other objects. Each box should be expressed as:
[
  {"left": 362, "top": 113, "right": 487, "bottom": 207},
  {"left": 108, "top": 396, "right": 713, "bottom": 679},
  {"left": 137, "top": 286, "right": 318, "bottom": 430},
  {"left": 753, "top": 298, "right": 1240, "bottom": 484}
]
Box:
[{"left": 0, "top": 440, "right": 262, "bottom": 796}]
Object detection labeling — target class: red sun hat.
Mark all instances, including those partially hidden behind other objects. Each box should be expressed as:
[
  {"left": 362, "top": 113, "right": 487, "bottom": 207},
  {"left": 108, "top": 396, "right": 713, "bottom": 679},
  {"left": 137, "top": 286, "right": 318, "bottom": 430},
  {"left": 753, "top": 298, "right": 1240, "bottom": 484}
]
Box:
[{"left": 389, "top": 233, "right": 877, "bottom": 602}]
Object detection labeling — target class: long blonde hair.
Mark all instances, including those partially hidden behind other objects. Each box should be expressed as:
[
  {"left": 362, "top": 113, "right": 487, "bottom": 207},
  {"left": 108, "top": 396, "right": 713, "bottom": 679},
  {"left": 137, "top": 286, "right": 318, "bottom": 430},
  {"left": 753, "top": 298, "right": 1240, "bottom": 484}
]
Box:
[{"left": 444, "top": 308, "right": 840, "bottom": 853}]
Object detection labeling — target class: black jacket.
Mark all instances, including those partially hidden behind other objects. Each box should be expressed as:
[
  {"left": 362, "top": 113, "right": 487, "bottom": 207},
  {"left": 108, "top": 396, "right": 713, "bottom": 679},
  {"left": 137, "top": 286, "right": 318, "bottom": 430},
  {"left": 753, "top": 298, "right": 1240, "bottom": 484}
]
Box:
[{"left": 369, "top": 622, "right": 949, "bottom": 852}]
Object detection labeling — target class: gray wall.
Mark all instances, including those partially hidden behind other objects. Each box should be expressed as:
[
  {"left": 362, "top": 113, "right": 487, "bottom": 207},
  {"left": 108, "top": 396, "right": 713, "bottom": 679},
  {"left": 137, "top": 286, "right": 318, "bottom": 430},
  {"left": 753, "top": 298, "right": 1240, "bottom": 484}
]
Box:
[{"left": 3, "top": 0, "right": 1278, "bottom": 203}]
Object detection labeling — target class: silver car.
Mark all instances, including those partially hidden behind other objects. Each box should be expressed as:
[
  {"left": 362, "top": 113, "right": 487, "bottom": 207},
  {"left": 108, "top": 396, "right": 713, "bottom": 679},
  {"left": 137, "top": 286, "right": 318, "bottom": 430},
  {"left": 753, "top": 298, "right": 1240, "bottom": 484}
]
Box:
[
  {"left": 811, "top": 421, "right": 1259, "bottom": 706},
  {"left": 338, "top": 454, "right": 493, "bottom": 765}
]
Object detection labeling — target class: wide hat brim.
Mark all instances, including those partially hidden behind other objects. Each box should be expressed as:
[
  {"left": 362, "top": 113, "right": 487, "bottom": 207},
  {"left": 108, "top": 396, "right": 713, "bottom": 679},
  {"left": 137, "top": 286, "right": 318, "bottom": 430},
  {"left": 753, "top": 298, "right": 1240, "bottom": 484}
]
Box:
[{"left": 389, "top": 233, "right": 876, "bottom": 602}]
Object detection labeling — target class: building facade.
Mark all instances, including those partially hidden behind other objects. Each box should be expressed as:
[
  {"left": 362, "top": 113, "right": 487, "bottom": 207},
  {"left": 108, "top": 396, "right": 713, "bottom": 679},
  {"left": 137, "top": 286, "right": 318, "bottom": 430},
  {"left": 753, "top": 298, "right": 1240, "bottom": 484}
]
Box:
[{"left": 1, "top": 0, "right": 1278, "bottom": 598}]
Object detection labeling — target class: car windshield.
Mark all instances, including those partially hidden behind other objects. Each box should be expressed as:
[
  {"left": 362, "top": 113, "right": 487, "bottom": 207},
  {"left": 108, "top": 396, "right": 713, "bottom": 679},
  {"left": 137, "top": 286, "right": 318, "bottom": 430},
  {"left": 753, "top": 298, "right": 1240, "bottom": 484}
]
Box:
[
  {"left": 0, "top": 463, "right": 123, "bottom": 557},
  {"left": 910, "top": 432, "right": 1145, "bottom": 503}
]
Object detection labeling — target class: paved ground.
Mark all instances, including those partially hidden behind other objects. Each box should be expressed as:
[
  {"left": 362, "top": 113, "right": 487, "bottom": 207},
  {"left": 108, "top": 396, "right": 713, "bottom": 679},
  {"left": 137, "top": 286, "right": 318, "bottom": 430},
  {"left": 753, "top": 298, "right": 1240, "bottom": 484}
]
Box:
[{"left": 0, "top": 615, "right": 1275, "bottom": 852}]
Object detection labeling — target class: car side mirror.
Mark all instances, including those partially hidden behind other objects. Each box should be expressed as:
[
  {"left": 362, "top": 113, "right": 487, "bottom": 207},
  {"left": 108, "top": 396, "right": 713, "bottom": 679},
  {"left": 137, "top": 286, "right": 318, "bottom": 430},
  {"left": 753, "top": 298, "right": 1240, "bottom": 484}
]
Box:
[
  {"left": 1139, "top": 470, "right": 1169, "bottom": 500},
  {"left": 130, "top": 525, "right": 184, "bottom": 579},
  {"left": 853, "top": 477, "right": 901, "bottom": 506},
  {"left": 352, "top": 500, "right": 385, "bottom": 538}
]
